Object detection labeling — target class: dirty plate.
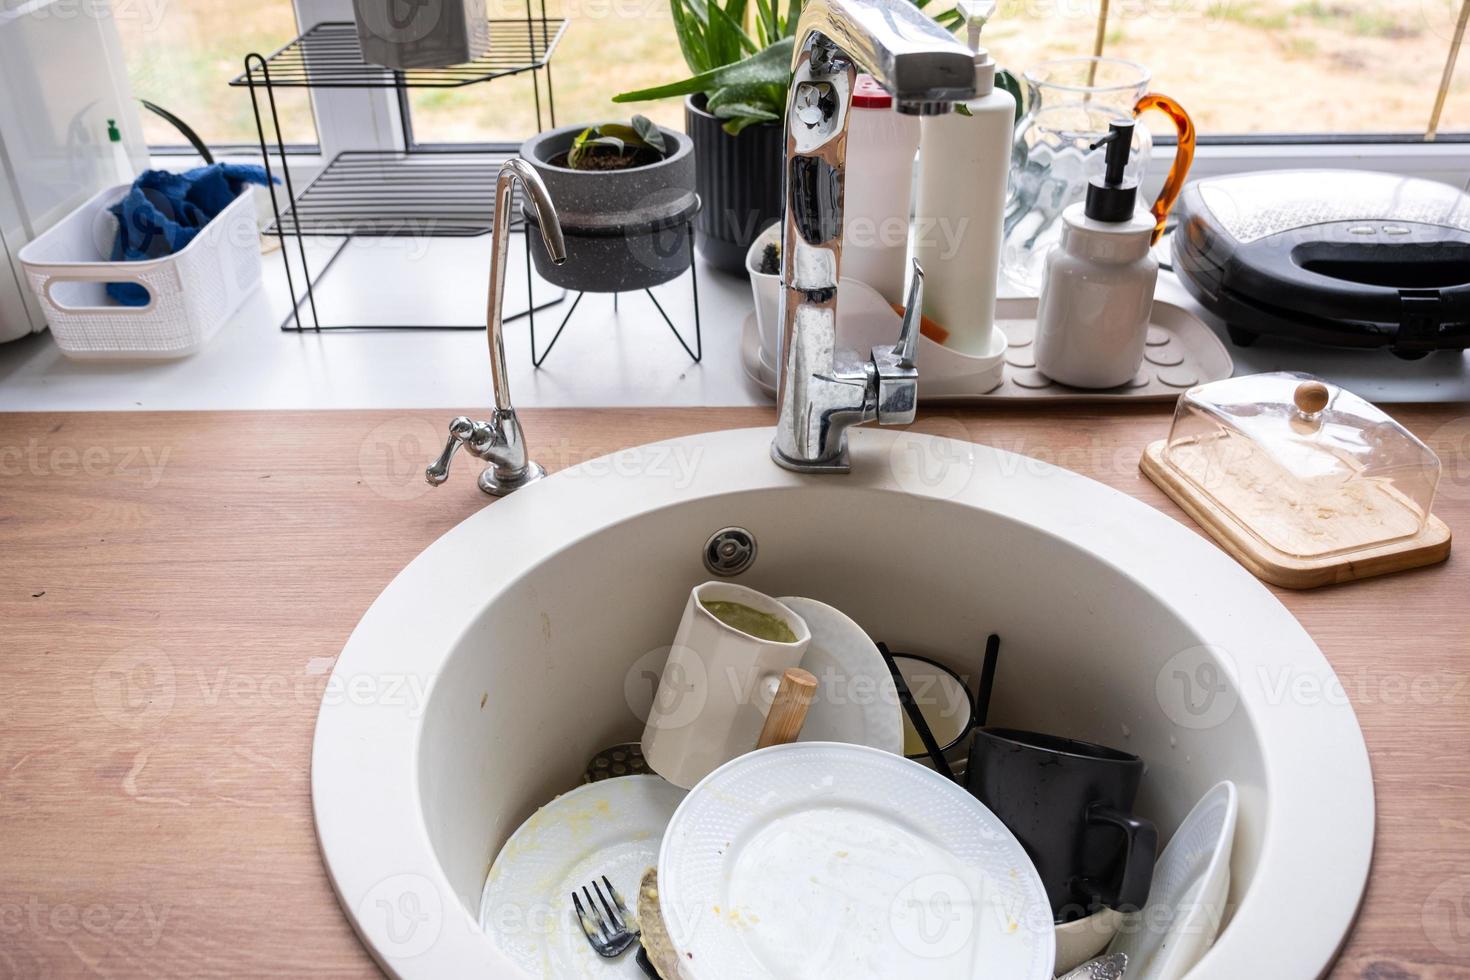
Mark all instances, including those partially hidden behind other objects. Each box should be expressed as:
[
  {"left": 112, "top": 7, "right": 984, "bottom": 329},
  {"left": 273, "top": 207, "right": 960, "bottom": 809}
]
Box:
[
  {"left": 1108, "top": 780, "right": 1238, "bottom": 980},
  {"left": 779, "top": 596, "right": 903, "bottom": 756},
  {"left": 482, "top": 775, "right": 687, "bottom": 977},
  {"left": 658, "top": 742, "right": 1055, "bottom": 980}
]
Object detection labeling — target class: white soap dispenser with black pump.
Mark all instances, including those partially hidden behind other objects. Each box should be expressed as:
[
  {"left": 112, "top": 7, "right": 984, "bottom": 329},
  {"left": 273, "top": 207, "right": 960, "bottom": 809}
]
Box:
[{"left": 1033, "top": 119, "right": 1159, "bottom": 389}]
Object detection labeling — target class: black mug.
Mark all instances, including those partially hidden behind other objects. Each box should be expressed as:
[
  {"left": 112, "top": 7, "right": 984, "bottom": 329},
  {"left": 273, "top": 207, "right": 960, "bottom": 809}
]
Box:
[{"left": 964, "top": 727, "right": 1158, "bottom": 923}]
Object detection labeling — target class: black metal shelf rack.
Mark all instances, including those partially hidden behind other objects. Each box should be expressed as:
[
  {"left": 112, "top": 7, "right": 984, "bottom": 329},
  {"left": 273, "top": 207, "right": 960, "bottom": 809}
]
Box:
[
  {"left": 258, "top": 150, "right": 519, "bottom": 238},
  {"left": 230, "top": 8, "right": 567, "bottom": 331},
  {"left": 229, "top": 19, "right": 565, "bottom": 90}
]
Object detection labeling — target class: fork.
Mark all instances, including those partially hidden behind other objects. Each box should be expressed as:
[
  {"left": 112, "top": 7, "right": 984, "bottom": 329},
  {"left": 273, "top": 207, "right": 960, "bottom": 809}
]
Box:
[{"left": 573, "top": 875, "right": 640, "bottom": 959}]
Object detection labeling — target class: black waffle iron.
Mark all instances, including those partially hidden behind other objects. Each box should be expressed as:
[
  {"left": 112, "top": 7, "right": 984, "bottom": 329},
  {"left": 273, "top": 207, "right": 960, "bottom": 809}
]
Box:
[{"left": 1172, "top": 169, "right": 1470, "bottom": 359}]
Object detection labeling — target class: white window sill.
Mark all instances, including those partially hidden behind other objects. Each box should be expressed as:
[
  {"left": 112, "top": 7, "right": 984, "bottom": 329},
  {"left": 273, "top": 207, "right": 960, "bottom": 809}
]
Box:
[{"left": 155, "top": 138, "right": 1470, "bottom": 200}]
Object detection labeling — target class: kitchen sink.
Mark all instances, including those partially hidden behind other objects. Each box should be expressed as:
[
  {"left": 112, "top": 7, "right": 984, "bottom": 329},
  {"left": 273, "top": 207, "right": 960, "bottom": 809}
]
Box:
[{"left": 311, "top": 426, "right": 1373, "bottom": 979}]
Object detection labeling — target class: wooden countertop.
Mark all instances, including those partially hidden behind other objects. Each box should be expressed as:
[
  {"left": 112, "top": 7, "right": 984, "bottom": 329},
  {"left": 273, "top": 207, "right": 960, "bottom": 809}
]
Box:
[{"left": 2, "top": 406, "right": 1466, "bottom": 977}]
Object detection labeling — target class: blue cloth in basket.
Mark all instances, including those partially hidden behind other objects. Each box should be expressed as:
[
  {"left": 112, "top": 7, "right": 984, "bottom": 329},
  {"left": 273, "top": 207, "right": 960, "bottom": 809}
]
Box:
[{"left": 107, "top": 164, "right": 274, "bottom": 306}]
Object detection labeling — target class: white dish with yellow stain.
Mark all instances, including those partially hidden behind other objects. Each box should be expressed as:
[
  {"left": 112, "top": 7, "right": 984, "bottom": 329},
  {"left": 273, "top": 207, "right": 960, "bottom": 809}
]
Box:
[
  {"left": 481, "top": 775, "right": 686, "bottom": 977},
  {"left": 657, "top": 742, "right": 1054, "bottom": 979}
]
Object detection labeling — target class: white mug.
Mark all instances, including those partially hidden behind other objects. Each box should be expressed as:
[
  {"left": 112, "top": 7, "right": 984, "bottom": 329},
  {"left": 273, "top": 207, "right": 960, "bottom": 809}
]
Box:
[{"left": 641, "top": 582, "right": 810, "bottom": 789}]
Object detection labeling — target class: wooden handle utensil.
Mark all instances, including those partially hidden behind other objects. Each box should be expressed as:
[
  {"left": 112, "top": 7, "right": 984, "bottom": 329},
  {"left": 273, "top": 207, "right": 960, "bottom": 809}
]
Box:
[{"left": 756, "top": 667, "right": 818, "bottom": 749}]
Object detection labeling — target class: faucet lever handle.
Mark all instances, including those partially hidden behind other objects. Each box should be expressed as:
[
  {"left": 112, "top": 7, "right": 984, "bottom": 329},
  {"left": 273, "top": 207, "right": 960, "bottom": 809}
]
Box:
[
  {"left": 426, "top": 416, "right": 489, "bottom": 487},
  {"left": 869, "top": 260, "right": 923, "bottom": 427},
  {"left": 894, "top": 259, "right": 924, "bottom": 369}
]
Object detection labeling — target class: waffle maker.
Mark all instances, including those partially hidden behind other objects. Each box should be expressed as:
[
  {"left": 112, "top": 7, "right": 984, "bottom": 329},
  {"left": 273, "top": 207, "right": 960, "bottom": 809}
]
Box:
[{"left": 1171, "top": 169, "right": 1470, "bottom": 359}]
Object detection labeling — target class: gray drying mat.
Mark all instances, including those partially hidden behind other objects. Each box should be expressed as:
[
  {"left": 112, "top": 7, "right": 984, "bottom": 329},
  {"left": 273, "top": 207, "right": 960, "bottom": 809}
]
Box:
[
  {"left": 740, "top": 297, "right": 1232, "bottom": 403},
  {"left": 948, "top": 296, "right": 1234, "bottom": 403}
]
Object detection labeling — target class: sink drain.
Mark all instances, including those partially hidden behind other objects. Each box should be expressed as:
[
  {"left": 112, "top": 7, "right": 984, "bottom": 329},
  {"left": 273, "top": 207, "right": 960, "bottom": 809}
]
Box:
[{"left": 703, "top": 527, "right": 757, "bottom": 576}]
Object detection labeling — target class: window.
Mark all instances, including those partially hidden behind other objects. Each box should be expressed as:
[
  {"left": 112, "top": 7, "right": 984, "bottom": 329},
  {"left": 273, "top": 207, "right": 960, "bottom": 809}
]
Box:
[
  {"left": 116, "top": 0, "right": 317, "bottom": 149},
  {"left": 116, "top": 0, "right": 1465, "bottom": 150},
  {"left": 402, "top": 0, "right": 1469, "bottom": 145},
  {"left": 984, "top": 0, "right": 1467, "bottom": 139},
  {"left": 403, "top": 0, "right": 687, "bottom": 145}
]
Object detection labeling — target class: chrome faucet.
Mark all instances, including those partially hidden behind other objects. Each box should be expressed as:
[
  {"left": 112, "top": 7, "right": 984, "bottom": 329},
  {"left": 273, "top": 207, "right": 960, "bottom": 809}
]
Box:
[
  {"left": 426, "top": 159, "right": 566, "bottom": 495},
  {"left": 771, "top": 0, "right": 977, "bottom": 473}
]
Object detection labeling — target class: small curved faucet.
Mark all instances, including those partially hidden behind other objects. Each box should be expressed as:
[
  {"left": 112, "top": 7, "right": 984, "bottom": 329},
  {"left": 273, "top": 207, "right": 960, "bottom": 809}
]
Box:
[
  {"left": 426, "top": 159, "right": 566, "bottom": 496},
  {"left": 771, "top": 0, "right": 977, "bottom": 473}
]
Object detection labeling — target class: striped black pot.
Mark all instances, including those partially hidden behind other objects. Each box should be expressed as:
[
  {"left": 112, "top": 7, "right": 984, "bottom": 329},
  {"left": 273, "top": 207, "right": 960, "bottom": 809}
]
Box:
[{"left": 684, "top": 94, "right": 783, "bottom": 278}]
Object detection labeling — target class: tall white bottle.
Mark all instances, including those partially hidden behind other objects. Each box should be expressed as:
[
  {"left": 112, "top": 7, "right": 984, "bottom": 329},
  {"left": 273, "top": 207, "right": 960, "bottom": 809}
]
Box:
[
  {"left": 913, "top": 47, "right": 1014, "bottom": 357},
  {"left": 842, "top": 74, "right": 921, "bottom": 306}
]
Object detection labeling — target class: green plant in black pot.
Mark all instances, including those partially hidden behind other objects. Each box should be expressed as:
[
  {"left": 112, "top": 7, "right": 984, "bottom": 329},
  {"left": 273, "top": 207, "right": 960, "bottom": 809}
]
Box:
[
  {"left": 563, "top": 117, "right": 670, "bottom": 170},
  {"left": 519, "top": 115, "right": 698, "bottom": 294},
  {"left": 611, "top": 0, "right": 797, "bottom": 275},
  {"left": 614, "top": 0, "right": 967, "bottom": 275}
]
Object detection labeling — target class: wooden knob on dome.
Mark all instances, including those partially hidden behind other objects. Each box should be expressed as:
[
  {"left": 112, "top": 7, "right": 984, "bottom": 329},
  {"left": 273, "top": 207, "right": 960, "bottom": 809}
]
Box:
[{"left": 1294, "top": 380, "right": 1330, "bottom": 415}]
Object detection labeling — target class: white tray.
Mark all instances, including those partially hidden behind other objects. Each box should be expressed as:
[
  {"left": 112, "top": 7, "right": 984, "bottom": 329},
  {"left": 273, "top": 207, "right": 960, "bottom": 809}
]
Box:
[{"left": 742, "top": 296, "right": 1233, "bottom": 403}]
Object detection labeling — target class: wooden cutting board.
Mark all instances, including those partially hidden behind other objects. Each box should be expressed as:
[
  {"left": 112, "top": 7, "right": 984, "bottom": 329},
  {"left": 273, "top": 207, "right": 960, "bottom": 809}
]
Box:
[{"left": 1141, "top": 439, "right": 1452, "bottom": 588}]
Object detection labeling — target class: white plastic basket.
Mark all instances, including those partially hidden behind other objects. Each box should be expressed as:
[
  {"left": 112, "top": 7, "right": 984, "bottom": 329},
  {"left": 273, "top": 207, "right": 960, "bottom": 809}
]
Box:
[{"left": 18, "top": 184, "right": 262, "bottom": 360}]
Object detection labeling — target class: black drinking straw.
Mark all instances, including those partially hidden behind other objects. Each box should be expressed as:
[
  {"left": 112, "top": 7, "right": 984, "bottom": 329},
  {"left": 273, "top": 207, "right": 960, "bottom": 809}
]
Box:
[
  {"left": 974, "top": 634, "right": 1000, "bottom": 729},
  {"left": 877, "top": 641, "right": 957, "bottom": 781}
]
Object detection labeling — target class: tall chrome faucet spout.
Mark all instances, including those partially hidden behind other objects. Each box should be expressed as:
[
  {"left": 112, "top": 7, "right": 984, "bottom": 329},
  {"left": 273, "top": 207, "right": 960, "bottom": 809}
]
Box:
[
  {"left": 426, "top": 159, "right": 565, "bottom": 496},
  {"left": 771, "top": 0, "right": 976, "bottom": 473},
  {"left": 489, "top": 159, "right": 564, "bottom": 414}
]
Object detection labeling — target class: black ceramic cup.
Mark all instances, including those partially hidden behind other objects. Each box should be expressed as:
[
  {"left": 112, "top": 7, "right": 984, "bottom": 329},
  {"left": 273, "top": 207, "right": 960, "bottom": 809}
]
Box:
[{"left": 964, "top": 727, "right": 1158, "bottom": 923}]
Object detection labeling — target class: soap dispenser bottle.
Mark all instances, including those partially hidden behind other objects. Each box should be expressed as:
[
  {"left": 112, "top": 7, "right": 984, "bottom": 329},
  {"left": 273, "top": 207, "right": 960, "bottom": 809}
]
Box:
[
  {"left": 1033, "top": 119, "right": 1159, "bottom": 389},
  {"left": 107, "top": 118, "right": 135, "bottom": 187}
]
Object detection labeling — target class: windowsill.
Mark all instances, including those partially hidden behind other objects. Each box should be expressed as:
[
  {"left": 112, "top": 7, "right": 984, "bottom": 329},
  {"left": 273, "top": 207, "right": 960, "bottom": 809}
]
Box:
[
  {"left": 0, "top": 231, "right": 1466, "bottom": 413},
  {"left": 4, "top": 138, "right": 1450, "bottom": 414},
  {"left": 151, "top": 139, "right": 1470, "bottom": 194}
]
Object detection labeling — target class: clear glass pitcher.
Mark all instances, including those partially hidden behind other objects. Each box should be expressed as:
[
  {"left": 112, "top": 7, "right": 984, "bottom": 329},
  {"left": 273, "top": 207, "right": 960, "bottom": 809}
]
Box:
[{"left": 1003, "top": 57, "right": 1194, "bottom": 293}]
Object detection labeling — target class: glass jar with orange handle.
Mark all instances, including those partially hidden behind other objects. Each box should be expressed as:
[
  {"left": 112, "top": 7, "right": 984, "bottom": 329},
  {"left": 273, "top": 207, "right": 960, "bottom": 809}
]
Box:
[{"left": 1003, "top": 57, "right": 1195, "bottom": 293}]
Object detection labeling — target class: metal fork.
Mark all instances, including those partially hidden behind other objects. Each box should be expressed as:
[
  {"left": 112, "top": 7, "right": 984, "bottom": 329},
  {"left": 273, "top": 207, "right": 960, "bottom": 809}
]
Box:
[{"left": 572, "top": 876, "right": 639, "bottom": 958}]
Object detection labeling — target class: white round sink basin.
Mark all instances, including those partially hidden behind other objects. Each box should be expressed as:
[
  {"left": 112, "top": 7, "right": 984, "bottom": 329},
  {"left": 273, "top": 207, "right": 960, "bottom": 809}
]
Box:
[{"left": 312, "top": 426, "right": 1373, "bottom": 979}]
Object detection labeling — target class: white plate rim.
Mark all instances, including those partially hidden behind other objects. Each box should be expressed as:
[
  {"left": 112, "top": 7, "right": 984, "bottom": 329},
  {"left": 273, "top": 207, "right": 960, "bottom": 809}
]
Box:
[
  {"left": 1108, "top": 779, "right": 1239, "bottom": 979},
  {"left": 657, "top": 741, "right": 1055, "bottom": 980}
]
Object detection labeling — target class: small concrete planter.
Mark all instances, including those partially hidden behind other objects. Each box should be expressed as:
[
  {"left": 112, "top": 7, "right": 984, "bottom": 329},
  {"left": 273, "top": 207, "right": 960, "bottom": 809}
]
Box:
[{"left": 519, "top": 124, "right": 698, "bottom": 293}]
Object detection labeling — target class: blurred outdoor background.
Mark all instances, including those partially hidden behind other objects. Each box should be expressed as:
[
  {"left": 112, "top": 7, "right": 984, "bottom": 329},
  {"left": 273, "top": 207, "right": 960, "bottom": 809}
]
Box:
[{"left": 117, "top": 0, "right": 1467, "bottom": 148}]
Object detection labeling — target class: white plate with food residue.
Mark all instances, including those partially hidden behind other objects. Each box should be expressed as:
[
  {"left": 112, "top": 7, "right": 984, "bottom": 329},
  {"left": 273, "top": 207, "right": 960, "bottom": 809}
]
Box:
[
  {"left": 482, "top": 775, "right": 686, "bottom": 977},
  {"left": 657, "top": 742, "right": 1055, "bottom": 980}
]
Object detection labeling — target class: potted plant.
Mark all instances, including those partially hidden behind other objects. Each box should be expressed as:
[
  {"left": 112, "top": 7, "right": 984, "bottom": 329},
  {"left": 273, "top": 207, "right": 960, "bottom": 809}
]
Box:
[
  {"left": 613, "top": 1, "right": 795, "bottom": 276},
  {"left": 519, "top": 116, "right": 698, "bottom": 293},
  {"left": 615, "top": 0, "right": 968, "bottom": 277}
]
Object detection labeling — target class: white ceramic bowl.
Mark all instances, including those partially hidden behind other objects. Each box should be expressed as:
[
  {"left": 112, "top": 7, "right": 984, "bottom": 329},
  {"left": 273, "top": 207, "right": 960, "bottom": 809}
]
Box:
[{"left": 1055, "top": 908, "right": 1125, "bottom": 974}]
